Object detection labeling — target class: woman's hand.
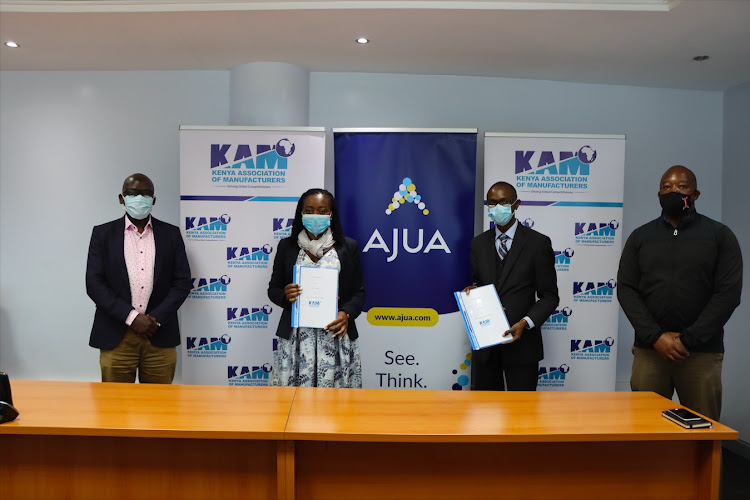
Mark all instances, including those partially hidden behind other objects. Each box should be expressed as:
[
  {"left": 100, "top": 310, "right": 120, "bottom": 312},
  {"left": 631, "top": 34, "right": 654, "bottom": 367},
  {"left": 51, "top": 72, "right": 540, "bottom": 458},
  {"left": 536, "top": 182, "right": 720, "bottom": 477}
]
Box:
[
  {"left": 284, "top": 283, "right": 302, "bottom": 303},
  {"left": 325, "top": 311, "right": 349, "bottom": 339}
]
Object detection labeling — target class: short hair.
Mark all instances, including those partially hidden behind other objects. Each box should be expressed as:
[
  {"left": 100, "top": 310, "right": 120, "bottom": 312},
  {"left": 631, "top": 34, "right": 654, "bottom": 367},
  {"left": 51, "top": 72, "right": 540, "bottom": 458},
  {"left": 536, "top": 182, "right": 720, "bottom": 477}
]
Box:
[{"left": 487, "top": 181, "right": 517, "bottom": 200}]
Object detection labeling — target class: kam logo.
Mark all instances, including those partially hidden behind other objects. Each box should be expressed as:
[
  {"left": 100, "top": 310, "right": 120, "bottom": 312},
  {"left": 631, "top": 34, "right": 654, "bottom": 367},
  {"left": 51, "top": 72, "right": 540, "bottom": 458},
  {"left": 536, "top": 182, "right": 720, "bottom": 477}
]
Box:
[
  {"left": 273, "top": 217, "right": 294, "bottom": 240},
  {"left": 227, "top": 364, "right": 273, "bottom": 386},
  {"left": 571, "top": 337, "right": 615, "bottom": 361},
  {"left": 226, "top": 244, "right": 273, "bottom": 269},
  {"left": 451, "top": 352, "right": 472, "bottom": 390},
  {"left": 185, "top": 214, "right": 231, "bottom": 241},
  {"left": 554, "top": 248, "right": 575, "bottom": 272},
  {"left": 209, "top": 139, "right": 294, "bottom": 185},
  {"left": 186, "top": 335, "right": 231, "bottom": 359},
  {"left": 227, "top": 305, "right": 273, "bottom": 329},
  {"left": 189, "top": 275, "right": 231, "bottom": 299},
  {"left": 364, "top": 176, "right": 449, "bottom": 262},
  {"left": 573, "top": 279, "right": 616, "bottom": 303},
  {"left": 542, "top": 306, "right": 573, "bottom": 332},
  {"left": 515, "top": 146, "right": 597, "bottom": 191},
  {"left": 574, "top": 220, "right": 619, "bottom": 246},
  {"left": 538, "top": 364, "right": 570, "bottom": 388},
  {"left": 385, "top": 177, "right": 429, "bottom": 216}
]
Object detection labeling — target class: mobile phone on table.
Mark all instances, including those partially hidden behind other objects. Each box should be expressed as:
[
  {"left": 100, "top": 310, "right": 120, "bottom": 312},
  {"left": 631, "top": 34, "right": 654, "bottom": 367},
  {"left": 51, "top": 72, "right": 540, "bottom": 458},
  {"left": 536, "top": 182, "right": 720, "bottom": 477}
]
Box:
[{"left": 662, "top": 408, "right": 713, "bottom": 429}]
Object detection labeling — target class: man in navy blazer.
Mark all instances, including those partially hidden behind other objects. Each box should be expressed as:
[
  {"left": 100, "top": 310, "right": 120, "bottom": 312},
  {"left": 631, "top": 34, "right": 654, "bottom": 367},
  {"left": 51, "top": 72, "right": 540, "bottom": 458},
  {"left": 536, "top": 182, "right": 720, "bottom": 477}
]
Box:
[
  {"left": 464, "top": 181, "right": 559, "bottom": 391},
  {"left": 86, "top": 173, "right": 191, "bottom": 383}
]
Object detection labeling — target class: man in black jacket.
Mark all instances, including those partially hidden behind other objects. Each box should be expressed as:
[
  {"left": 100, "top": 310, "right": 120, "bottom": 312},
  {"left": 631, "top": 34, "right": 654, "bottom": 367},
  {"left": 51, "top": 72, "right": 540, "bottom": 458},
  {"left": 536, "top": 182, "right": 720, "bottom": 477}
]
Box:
[
  {"left": 86, "top": 173, "right": 191, "bottom": 383},
  {"left": 617, "top": 165, "right": 742, "bottom": 420}
]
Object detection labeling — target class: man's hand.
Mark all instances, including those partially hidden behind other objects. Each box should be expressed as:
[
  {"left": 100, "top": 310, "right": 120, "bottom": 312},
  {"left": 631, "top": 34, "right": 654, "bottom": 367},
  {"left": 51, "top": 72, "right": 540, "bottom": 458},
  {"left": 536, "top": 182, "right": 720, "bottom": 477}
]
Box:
[
  {"left": 462, "top": 285, "right": 476, "bottom": 295},
  {"left": 653, "top": 332, "right": 689, "bottom": 361},
  {"left": 503, "top": 319, "right": 528, "bottom": 344},
  {"left": 325, "top": 311, "right": 349, "bottom": 339},
  {"left": 131, "top": 314, "right": 158, "bottom": 338}
]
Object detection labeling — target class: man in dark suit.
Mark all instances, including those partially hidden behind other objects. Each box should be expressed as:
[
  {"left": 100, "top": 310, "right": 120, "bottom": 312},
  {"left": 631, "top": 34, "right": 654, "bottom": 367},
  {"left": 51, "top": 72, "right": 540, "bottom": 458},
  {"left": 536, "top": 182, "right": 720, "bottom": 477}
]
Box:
[
  {"left": 464, "top": 181, "right": 559, "bottom": 391},
  {"left": 86, "top": 173, "right": 191, "bottom": 383}
]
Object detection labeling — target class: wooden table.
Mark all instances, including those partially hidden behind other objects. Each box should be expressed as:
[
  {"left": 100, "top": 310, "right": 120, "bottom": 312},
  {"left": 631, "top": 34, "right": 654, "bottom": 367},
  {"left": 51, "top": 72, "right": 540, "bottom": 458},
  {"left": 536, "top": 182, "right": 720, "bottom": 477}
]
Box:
[
  {"left": 1, "top": 382, "right": 737, "bottom": 500},
  {"left": 0, "top": 380, "right": 296, "bottom": 500}
]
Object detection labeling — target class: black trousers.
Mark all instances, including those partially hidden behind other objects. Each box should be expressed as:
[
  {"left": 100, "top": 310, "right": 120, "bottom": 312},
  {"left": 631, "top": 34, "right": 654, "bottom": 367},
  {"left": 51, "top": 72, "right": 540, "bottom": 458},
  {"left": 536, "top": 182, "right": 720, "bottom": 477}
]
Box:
[{"left": 470, "top": 344, "right": 539, "bottom": 391}]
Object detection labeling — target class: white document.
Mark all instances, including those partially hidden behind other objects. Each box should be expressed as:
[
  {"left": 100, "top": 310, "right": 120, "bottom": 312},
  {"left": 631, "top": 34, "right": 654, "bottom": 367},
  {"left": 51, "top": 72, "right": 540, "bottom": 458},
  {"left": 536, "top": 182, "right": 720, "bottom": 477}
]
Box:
[
  {"left": 292, "top": 265, "right": 339, "bottom": 329},
  {"left": 454, "top": 284, "right": 513, "bottom": 350}
]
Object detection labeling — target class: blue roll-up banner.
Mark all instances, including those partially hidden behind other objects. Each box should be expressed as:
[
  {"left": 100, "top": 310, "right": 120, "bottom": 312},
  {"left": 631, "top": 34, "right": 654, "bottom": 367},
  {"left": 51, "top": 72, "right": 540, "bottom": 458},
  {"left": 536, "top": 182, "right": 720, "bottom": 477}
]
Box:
[{"left": 334, "top": 129, "right": 477, "bottom": 390}]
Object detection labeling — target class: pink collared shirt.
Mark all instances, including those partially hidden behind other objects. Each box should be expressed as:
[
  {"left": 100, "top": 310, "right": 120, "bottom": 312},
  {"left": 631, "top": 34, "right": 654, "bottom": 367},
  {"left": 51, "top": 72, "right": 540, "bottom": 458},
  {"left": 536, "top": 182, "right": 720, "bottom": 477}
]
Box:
[{"left": 123, "top": 217, "right": 156, "bottom": 326}]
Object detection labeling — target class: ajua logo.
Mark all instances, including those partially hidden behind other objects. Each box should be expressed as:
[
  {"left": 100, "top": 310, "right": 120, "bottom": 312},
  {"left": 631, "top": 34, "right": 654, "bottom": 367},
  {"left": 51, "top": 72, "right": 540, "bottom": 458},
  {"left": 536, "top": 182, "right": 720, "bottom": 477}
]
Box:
[
  {"left": 273, "top": 217, "right": 294, "bottom": 240},
  {"left": 571, "top": 337, "right": 615, "bottom": 361},
  {"left": 209, "top": 139, "right": 294, "bottom": 186},
  {"left": 227, "top": 364, "right": 273, "bottom": 386},
  {"left": 189, "top": 275, "right": 231, "bottom": 299},
  {"left": 227, "top": 305, "right": 273, "bottom": 329},
  {"left": 515, "top": 146, "right": 597, "bottom": 192},
  {"left": 185, "top": 214, "right": 231, "bottom": 241},
  {"left": 186, "top": 335, "right": 231, "bottom": 358},
  {"left": 364, "top": 177, "right": 449, "bottom": 262},
  {"left": 522, "top": 218, "right": 535, "bottom": 229},
  {"left": 554, "top": 248, "right": 575, "bottom": 272},
  {"left": 573, "top": 279, "right": 616, "bottom": 303},
  {"left": 575, "top": 220, "right": 619, "bottom": 246},
  {"left": 385, "top": 177, "right": 429, "bottom": 216},
  {"left": 226, "top": 244, "right": 273, "bottom": 269},
  {"left": 542, "top": 306, "right": 573, "bottom": 332},
  {"left": 538, "top": 364, "right": 570, "bottom": 388}
]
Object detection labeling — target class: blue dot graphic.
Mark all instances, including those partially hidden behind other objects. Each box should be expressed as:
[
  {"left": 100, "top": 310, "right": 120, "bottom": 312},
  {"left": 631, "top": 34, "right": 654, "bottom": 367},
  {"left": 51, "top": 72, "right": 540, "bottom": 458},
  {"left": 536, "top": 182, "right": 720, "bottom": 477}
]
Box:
[
  {"left": 400, "top": 189, "right": 407, "bottom": 196},
  {"left": 403, "top": 177, "right": 412, "bottom": 185},
  {"left": 457, "top": 375, "right": 469, "bottom": 386},
  {"left": 407, "top": 195, "right": 414, "bottom": 202}
]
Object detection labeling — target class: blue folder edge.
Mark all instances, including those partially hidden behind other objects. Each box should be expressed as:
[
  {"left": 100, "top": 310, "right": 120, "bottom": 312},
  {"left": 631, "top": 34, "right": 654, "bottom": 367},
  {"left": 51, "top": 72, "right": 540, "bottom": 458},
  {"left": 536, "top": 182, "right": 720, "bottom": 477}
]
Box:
[
  {"left": 291, "top": 265, "right": 302, "bottom": 327},
  {"left": 454, "top": 291, "right": 479, "bottom": 350}
]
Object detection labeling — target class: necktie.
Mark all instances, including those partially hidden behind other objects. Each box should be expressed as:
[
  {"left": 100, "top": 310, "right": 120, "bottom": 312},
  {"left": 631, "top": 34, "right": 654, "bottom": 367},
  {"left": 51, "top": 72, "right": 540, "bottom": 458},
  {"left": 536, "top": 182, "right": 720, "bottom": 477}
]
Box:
[{"left": 497, "top": 234, "right": 509, "bottom": 260}]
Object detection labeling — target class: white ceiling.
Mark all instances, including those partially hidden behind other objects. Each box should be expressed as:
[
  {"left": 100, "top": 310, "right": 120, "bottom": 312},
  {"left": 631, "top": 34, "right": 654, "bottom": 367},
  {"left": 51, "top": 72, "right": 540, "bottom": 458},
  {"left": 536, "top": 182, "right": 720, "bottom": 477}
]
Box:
[{"left": 1, "top": 0, "right": 749, "bottom": 90}]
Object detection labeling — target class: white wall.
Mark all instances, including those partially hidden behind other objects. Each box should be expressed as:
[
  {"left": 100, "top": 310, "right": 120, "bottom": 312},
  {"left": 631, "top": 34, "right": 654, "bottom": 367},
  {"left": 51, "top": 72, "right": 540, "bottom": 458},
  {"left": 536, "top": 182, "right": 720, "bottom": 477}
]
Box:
[
  {"left": 721, "top": 82, "right": 750, "bottom": 440},
  {"left": 0, "top": 71, "right": 229, "bottom": 381},
  {"left": 1, "top": 71, "right": 742, "bottom": 437}
]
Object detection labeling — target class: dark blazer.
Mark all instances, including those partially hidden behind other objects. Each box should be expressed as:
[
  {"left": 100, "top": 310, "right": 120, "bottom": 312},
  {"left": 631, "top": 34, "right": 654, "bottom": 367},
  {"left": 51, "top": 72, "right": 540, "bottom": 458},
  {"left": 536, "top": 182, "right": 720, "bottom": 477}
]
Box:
[
  {"left": 268, "top": 236, "right": 366, "bottom": 340},
  {"left": 86, "top": 216, "right": 191, "bottom": 350},
  {"left": 470, "top": 223, "right": 559, "bottom": 365}
]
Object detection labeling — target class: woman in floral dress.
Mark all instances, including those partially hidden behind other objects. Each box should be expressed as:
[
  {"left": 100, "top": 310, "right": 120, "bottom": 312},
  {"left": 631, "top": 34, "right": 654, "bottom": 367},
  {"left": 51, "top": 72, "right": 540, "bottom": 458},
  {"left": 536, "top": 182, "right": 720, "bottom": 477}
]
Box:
[{"left": 268, "top": 188, "right": 365, "bottom": 388}]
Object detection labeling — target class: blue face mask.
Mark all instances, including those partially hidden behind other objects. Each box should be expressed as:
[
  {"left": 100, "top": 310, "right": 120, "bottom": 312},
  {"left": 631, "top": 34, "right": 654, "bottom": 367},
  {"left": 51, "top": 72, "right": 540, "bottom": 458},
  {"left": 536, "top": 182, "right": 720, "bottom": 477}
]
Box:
[
  {"left": 302, "top": 214, "right": 331, "bottom": 236},
  {"left": 488, "top": 204, "right": 514, "bottom": 226},
  {"left": 122, "top": 195, "right": 153, "bottom": 220}
]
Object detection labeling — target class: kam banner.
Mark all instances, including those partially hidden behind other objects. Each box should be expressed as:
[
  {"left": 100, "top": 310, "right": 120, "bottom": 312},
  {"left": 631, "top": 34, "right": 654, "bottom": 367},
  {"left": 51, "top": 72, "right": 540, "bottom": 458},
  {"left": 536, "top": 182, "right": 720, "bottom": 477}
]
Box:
[
  {"left": 485, "top": 133, "right": 626, "bottom": 391},
  {"left": 179, "top": 126, "right": 325, "bottom": 385},
  {"left": 334, "top": 129, "right": 477, "bottom": 390}
]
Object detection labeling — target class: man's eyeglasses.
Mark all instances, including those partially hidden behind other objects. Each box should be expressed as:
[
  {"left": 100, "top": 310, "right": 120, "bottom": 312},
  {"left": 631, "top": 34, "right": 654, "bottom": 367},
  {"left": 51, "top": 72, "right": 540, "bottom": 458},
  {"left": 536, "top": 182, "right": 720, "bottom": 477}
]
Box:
[
  {"left": 487, "top": 199, "right": 516, "bottom": 207},
  {"left": 122, "top": 189, "right": 154, "bottom": 197}
]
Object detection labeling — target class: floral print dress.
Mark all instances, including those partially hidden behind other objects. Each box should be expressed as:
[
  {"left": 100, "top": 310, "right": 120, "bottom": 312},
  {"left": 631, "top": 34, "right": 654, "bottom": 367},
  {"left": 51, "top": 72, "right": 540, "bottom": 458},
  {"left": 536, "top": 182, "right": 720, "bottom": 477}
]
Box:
[{"left": 271, "top": 247, "right": 362, "bottom": 388}]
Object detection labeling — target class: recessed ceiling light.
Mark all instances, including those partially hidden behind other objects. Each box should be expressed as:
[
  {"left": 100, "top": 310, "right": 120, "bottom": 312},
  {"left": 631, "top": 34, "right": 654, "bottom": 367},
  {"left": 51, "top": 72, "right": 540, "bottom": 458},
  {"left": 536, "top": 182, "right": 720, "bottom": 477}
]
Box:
[
  {"left": 692, "top": 55, "right": 710, "bottom": 61},
  {"left": 4, "top": 41, "right": 20, "bottom": 48},
  {"left": 356, "top": 38, "right": 370, "bottom": 44}
]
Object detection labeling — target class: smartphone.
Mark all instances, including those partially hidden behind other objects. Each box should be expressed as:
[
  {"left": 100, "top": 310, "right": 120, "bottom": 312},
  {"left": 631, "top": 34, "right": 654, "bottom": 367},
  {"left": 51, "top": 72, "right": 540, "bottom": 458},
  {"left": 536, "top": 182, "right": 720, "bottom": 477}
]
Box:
[{"left": 662, "top": 408, "right": 713, "bottom": 429}]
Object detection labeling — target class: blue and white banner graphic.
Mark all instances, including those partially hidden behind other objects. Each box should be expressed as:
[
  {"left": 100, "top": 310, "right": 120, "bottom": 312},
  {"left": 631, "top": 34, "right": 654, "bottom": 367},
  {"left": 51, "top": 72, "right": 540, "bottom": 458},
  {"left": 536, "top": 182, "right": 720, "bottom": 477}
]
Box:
[
  {"left": 485, "top": 133, "right": 625, "bottom": 391},
  {"left": 179, "top": 126, "right": 325, "bottom": 385},
  {"left": 334, "top": 129, "right": 477, "bottom": 390}
]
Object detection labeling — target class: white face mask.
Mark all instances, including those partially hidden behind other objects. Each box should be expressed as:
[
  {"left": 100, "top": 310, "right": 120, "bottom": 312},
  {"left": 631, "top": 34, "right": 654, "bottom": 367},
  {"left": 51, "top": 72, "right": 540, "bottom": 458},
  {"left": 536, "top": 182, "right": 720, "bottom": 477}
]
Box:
[{"left": 122, "top": 195, "right": 153, "bottom": 220}]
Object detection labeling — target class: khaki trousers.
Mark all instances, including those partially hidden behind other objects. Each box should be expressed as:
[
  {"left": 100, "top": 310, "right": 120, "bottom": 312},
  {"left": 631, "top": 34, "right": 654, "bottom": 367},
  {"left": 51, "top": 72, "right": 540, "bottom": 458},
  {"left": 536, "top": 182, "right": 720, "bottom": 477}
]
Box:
[
  {"left": 631, "top": 346, "right": 723, "bottom": 421},
  {"left": 100, "top": 329, "right": 177, "bottom": 384}
]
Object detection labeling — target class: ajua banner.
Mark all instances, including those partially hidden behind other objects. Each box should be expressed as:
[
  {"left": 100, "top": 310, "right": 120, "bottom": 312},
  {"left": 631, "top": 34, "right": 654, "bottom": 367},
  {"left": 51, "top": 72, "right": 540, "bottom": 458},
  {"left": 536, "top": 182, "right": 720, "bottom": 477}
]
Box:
[{"left": 334, "top": 129, "right": 477, "bottom": 390}]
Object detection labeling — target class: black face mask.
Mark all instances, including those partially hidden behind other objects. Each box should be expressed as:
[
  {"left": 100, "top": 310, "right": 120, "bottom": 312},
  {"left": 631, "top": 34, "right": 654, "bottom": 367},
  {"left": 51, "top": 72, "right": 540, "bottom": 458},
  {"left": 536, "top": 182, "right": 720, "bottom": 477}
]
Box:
[{"left": 659, "top": 191, "right": 693, "bottom": 217}]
